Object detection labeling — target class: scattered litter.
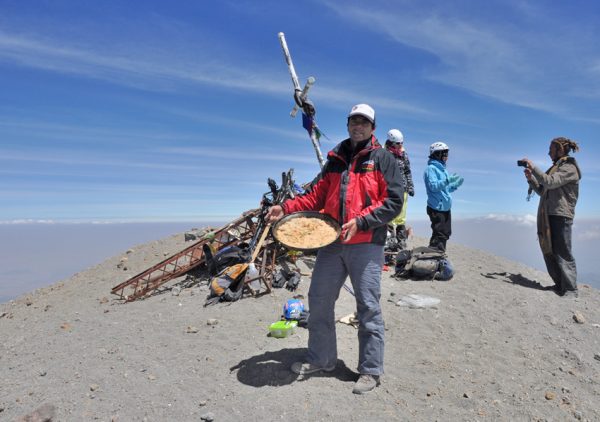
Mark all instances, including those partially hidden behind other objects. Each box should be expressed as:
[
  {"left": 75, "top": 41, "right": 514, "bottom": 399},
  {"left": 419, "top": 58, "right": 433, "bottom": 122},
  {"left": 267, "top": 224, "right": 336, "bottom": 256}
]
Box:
[
  {"left": 395, "top": 294, "right": 440, "bottom": 309},
  {"left": 269, "top": 320, "right": 297, "bottom": 338},
  {"left": 573, "top": 312, "right": 585, "bottom": 324},
  {"left": 337, "top": 312, "right": 359, "bottom": 328}
]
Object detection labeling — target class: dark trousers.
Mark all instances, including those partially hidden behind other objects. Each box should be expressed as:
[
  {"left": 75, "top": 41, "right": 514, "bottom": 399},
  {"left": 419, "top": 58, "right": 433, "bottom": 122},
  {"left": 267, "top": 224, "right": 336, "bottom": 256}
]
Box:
[
  {"left": 544, "top": 215, "right": 577, "bottom": 292},
  {"left": 427, "top": 206, "right": 451, "bottom": 252}
]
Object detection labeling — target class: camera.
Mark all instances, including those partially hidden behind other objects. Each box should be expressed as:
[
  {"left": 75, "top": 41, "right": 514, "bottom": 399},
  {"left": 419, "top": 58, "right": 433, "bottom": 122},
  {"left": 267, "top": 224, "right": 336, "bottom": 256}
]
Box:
[{"left": 517, "top": 160, "right": 528, "bottom": 167}]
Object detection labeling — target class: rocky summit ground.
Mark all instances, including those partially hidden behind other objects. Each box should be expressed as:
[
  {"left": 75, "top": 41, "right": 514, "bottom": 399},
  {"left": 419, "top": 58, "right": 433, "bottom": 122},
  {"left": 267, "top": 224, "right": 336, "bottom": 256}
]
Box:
[{"left": 1, "top": 232, "right": 599, "bottom": 421}]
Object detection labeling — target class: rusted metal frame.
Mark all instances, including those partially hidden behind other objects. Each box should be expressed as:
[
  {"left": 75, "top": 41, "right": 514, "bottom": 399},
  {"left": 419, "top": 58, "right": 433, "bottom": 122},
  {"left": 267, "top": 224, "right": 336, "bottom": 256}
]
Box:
[
  {"left": 111, "top": 238, "right": 217, "bottom": 301},
  {"left": 243, "top": 239, "right": 274, "bottom": 296},
  {"left": 111, "top": 209, "right": 261, "bottom": 301},
  {"left": 258, "top": 242, "right": 273, "bottom": 293},
  {"left": 263, "top": 242, "right": 277, "bottom": 292},
  {"left": 121, "top": 249, "right": 205, "bottom": 301}
]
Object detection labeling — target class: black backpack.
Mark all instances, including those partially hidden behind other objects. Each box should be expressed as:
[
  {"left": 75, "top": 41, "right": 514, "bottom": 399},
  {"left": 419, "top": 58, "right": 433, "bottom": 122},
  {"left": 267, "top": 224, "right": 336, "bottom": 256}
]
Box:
[
  {"left": 395, "top": 246, "right": 454, "bottom": 281},
  {"left": 203, "top": 243, "right": 251, "bottom": 276},
  {"left": 205, "top": 263, "right": 249, "bottom": 306}
]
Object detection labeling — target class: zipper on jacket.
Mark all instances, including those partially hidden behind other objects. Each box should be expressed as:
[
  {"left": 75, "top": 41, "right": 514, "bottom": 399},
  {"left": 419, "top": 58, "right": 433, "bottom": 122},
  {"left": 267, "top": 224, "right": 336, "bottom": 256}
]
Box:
[{"left": 339, "top": 167, "right": 349, "bottom": 225}]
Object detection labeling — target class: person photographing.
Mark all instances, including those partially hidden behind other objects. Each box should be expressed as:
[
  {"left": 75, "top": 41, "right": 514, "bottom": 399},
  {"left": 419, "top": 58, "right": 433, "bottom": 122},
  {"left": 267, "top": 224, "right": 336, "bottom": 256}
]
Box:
[{"left": 520, "top": 137, "right": 582, "bottom": 297}]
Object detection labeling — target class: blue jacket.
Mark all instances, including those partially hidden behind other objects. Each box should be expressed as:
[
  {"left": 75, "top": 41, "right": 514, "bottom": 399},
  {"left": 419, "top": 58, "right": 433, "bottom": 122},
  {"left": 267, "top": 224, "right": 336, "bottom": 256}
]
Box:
[{"left": 424, "top": 159, "right": 456, "bottom": 211}]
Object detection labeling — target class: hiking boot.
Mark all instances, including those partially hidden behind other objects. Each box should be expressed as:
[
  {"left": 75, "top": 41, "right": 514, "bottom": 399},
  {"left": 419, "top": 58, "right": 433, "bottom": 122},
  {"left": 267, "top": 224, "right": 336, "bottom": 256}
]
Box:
[
  {"left": 396, "top": 225, "right": 408, "bottom": 250},
  {"left": 352, "top": 374, "right": 380, "bottom": 395},
  {"left": 544, "top": 284, "right": 563, "bottom": 295},
  {"left": 291, "top": 361, "right": 335, "bottom": 375}
]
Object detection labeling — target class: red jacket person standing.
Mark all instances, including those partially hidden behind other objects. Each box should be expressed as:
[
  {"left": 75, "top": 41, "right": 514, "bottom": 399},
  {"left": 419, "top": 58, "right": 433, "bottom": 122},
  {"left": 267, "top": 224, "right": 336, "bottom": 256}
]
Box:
[{"left": 267, "top": 103, "right": 403, "bottom": 394}]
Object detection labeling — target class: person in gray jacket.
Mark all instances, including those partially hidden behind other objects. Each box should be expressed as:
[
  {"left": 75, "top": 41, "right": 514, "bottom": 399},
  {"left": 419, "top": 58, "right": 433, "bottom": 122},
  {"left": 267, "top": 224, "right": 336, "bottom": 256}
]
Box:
[{"left": 521, "top": 137, "right": 581, "bottom": 297}]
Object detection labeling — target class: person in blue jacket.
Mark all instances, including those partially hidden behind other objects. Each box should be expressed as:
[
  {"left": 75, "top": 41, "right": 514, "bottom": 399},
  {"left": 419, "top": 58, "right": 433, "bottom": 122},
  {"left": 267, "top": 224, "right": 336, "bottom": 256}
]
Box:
[{"left": 423, "top": 142, "right": 463, "bottom": 252}]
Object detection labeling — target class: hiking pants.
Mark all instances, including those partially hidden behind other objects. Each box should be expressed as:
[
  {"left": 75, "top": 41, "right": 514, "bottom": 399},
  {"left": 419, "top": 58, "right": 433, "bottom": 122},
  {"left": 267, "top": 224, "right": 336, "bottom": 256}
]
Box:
[
  {"left": 306, "top": 242, "right": 385, "bottom": 376},
  {"left": 427, "top": 206, "right": 451, "bottom": 252},
  {"left": 391, "top": 192, "right": 409, "bottom": 226},
  {"left": 544, "top": 216, "right": 577, "bottom": 292}
]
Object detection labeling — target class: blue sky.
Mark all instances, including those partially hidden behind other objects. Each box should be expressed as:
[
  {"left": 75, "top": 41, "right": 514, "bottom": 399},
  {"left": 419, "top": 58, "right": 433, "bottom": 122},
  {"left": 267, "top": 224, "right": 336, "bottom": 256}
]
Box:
[{"left": 1, "top": 0, "right": 599, "bottom": 224}]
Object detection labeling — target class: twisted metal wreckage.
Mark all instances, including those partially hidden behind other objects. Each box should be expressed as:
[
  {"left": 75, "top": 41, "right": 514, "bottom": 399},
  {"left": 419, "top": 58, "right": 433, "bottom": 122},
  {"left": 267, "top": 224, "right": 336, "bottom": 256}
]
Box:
[{"left": 111, "top": 33, "right": 324, "bottom": 303}]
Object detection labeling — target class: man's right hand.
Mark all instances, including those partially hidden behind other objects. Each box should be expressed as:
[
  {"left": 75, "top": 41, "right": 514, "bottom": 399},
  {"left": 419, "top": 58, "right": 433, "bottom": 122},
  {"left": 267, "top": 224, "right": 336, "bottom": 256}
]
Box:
[{"left": 266, "top": 205, "right": 284, "bottom": 223}]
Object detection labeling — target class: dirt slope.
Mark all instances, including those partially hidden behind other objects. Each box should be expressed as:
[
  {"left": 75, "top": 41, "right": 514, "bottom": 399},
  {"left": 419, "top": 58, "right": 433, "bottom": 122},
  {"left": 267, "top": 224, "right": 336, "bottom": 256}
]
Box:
[{"left": 1, "top": 233, "right": 599, "bottom": 421}]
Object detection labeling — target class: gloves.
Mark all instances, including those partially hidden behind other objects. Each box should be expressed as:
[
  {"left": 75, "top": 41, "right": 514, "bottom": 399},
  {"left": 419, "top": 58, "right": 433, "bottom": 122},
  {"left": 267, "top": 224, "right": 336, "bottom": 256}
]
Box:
[
  {"left": 285, "top": 273, "right": 301, "bottom": 291},
  {"left": 449, "top": 176, "right": 464, "bottom": 191},
  {"left": 448, "top": 173, "right": 461, "bottom": 184},
  {"left": 297, "top": 310, "right": 310, "bottom": 328},
  {"left": 271, "top": 270, "right": 287, "bottom": 288},
  {"left": 408, "top": 188, "right": 415, "bottom": 197}
]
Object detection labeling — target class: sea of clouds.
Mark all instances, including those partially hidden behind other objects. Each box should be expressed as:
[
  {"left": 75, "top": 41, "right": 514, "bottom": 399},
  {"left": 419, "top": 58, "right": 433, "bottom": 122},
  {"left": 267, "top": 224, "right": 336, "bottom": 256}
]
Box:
[{"left": 1, "top": 216, "right": 598, "bottom": 303}]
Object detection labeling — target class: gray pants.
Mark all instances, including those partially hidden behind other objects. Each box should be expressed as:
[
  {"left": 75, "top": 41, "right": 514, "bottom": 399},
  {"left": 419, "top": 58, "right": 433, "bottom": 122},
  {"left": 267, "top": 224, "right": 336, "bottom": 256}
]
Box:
[
  {"left": 306, "top": 242, "right": 385, "bottom": 375},
  {"left": 544, "top": 215, "right": 578, "bottom": 292}
]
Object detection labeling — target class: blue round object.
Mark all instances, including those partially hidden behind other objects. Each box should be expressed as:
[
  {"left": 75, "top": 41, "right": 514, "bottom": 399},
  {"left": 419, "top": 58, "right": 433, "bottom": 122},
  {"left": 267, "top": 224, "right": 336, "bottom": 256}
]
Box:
[
  {"left": 283, "top": 299, "right": 304, "bottom": 320},
  {"left": 437, "top": 259, "right": 454, "bottom": 281}
]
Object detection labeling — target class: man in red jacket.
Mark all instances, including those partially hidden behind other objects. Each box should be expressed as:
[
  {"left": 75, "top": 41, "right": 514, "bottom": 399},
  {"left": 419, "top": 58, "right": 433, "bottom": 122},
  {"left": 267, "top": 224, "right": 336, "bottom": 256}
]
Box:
[{"left": 267, "top": 103, "right": 403, "bottom": 394}]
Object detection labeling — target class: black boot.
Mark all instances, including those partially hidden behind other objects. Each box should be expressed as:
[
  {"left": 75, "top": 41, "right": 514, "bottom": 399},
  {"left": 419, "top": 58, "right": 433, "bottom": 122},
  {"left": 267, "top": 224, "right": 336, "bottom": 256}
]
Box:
[{"left": 396, "top": 225, "right": 407, "bottom": 250}]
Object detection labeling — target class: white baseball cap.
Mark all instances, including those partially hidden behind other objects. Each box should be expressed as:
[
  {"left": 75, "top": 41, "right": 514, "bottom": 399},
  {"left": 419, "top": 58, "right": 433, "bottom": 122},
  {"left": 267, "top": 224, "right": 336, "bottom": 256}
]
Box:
[{"left": 348, "top": 103, "right": 375, "bottom": 124}]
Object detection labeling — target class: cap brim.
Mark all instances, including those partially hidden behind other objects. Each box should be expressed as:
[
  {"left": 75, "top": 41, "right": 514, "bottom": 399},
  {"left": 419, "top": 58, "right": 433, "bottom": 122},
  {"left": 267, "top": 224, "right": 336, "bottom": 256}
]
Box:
[{"left": 348, "top": 112, "right": 374, "bottom": 124}]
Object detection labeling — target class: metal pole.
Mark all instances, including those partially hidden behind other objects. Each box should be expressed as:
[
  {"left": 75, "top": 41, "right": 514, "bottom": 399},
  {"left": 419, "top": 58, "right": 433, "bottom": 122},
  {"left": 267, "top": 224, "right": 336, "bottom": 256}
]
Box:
[{"left": 278, "top": 32, "right": 325, "bottom": 168}]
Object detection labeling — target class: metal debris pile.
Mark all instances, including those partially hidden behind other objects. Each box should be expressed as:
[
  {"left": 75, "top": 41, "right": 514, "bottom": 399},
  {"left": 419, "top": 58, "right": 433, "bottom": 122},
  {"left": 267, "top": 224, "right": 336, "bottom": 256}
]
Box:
[{"left": 111, "top": 170, "right": 304, "bottom": 303}]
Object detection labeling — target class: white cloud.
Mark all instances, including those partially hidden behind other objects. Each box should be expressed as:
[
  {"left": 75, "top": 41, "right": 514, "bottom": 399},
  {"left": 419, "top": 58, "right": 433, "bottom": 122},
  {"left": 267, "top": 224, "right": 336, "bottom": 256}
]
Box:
[
  {"left": 324, "top": 2, "right": 600, "bottom": 117},
  {"left": 158, "top": 146, "right": 316, "bottom": 165},
  {"left": 0, "top": 29, "right": 433, "bottom": 119},
  {"left": 480, "top": 213, "right": 536, "bottom": 226},
  {"left": 0, "top": 219, "right": 57, "bottom": 225},
  {"left": 575, "top": 225, "right": 600, "bottom": 241},
  {"left": 0, "top": 30, "right": 290, "bottom": 95}
]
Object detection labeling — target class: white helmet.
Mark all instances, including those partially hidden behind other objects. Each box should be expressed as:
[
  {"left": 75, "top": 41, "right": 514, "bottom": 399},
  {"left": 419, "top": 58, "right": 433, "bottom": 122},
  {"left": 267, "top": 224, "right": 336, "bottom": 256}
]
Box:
[
  {"left": 387, "top": 129, "right": 404, "bottom": 144},
  {"left": 429, "top": 141, "right": 449, "bottom": 155}
]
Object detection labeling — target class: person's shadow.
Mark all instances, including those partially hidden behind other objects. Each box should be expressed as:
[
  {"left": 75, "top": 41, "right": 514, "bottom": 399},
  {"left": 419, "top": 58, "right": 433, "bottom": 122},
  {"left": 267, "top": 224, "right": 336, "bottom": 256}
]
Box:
[
  {"left": 230, "top": 348, "right": 356, "bottom": 387},
  {"left": 481, "top": 272, "right": 548, "bottom": 291}
]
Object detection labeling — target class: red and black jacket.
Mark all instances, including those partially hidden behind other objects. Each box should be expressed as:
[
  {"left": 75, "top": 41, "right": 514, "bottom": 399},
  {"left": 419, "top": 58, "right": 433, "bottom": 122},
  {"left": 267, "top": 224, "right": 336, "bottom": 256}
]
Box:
[{"left": 282, "top": 135, "right": 404, "bottom": 245}]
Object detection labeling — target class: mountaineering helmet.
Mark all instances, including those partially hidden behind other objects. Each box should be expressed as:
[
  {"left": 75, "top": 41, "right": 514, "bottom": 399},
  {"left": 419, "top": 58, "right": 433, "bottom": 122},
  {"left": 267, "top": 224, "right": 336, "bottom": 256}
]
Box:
[
  {"left": 387, "top": 129, "right": 404, "bottom": 144},
  {"left": 283, "top": 299, "right": 304, "bottom": 320},
  {"left": 429, "top": 141, "right": 449, "bottom": 156},
  {"left": 348, "top": 103, "right": 375, "bottom": 124}
]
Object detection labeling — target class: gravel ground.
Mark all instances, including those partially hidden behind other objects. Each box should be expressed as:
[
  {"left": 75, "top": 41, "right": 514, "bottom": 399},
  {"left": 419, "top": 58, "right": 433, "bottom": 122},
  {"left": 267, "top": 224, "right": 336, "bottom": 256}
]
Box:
[{"left": 1, "top": 232, "right": 599, "bottom": 421}]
